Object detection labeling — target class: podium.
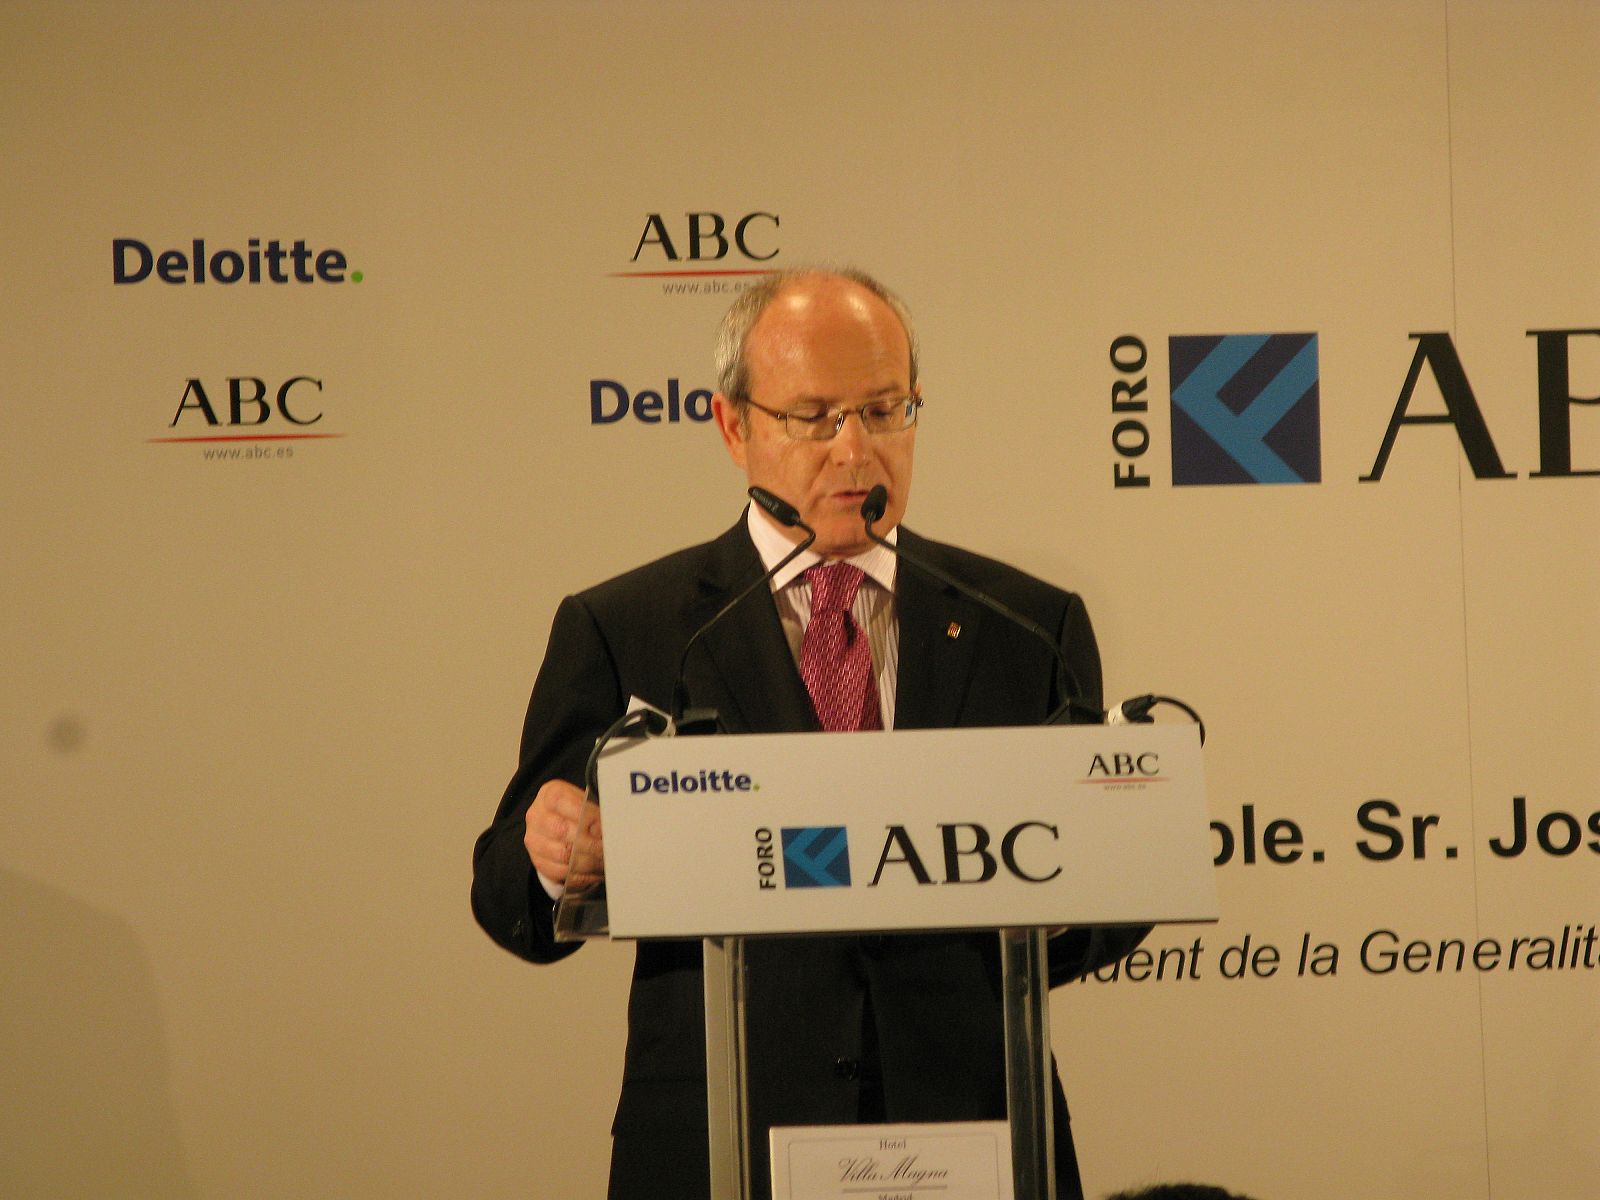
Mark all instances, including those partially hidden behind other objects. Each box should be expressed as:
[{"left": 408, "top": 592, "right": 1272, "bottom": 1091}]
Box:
[{"left": 556, "top": 723, "right": 1216, "bottom": 1200}]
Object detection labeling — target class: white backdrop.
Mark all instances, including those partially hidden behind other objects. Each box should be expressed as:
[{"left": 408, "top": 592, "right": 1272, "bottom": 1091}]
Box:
[{"left": 3, "top": 3, "right": 1596, "bottom": 1197}]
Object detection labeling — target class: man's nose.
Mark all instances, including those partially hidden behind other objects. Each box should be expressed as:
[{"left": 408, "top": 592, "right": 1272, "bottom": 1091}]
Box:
[{"left": 828, "top": 411, "right": 871, "bottom": 462}]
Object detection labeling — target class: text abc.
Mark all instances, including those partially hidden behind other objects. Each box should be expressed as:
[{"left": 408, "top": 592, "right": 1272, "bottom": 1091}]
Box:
[
  {"left": 631, "top": 212, "right": 779, "bottom": 263},
  {"left": 870, "top": 822, "right": 1063, "bottom": 886},
  {"left": 170, "top": 377, "right": 324, "bottom": 427}
]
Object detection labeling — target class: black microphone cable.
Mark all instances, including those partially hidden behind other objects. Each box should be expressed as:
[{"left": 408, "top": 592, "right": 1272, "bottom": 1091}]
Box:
[
  {"left": 860, "top": 486, "right": 1205, "bottom": 739},
  {"left": 583, "top": 487, "right": 817, "bottom": 802},
  {"left": 859, "top": 485, "right": 1104, "bottom": 725},
  {"left": 1107, "top": 693, "right": 1207, "bottom": 745},
  {"left": 668, "top": 486, "right": 817, "bottom": 724}
]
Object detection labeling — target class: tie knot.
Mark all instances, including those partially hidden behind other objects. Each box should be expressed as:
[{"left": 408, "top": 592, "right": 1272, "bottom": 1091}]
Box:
[{"left": 807, "top": 562, "right": 865, "bottom": 615}]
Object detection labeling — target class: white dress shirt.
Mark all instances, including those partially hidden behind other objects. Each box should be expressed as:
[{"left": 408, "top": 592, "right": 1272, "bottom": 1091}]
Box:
[{"left": 745, "top": 504, "right": 899, "bottom": 729}]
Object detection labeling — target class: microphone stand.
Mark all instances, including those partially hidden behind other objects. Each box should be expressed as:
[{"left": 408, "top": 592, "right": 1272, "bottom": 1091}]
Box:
[{"left": 858, "top": 486, "right": 1104, "bottom": 725}]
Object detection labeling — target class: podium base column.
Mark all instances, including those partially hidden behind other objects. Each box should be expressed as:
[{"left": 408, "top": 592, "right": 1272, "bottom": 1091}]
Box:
[
  {"left": 704, "top": 935, "right": 752, "bottom": 1200},
  {"left": 1000, "top": 927, "right": 1055, "bottom": 1200}
]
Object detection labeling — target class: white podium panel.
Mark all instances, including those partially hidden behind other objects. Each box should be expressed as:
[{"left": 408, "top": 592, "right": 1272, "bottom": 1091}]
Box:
[{"left": 596, "top": 724, "right": 1216, "bottom": 939}]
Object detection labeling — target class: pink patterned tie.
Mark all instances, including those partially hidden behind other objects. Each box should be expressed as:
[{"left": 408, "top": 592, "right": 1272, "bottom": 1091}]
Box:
[{"left": 800, "top": 563, "right": 882, "bottom": 732}]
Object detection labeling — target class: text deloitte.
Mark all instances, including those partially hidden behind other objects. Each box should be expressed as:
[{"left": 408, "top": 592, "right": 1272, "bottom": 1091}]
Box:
[
  {"left": 591, "top": 379, "right": 714, "bottom": 424},
  {"left": 113, "top": 238, "right": 359, "bottom": 285},
  {"left": 629, "top": 769, "right": 753, "bottom": 794}
]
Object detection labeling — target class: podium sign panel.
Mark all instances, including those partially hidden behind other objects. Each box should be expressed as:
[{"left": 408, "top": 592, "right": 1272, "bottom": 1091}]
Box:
[{"left": 596, "top": 723, "right": 1216, "bottom": 939}]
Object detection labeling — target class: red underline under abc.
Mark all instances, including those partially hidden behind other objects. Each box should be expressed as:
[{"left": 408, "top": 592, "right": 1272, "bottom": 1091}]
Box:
[
  {"left": 606, "top": 269, "right": 779, "bottom": 278},
  {"left": 146, "top": 433, "right": 346, "bottom": 444}
]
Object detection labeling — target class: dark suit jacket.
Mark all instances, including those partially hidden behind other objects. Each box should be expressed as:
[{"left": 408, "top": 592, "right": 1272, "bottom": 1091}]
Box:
[{"left": 471, "top": 517, "right": 1146, "bottom": 1200}]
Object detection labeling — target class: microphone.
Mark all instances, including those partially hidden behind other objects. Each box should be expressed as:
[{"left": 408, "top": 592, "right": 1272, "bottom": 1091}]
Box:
[
  {"left": 1107, "top": 692, "right": 1206, "bottom": 744},
  {"left": 1106, "top": 694, "right": 1157, "bottom": 725},
  {"left": 859, "top": 484, "right": 1104, "bottom": 725},
  {"left": 860, "top": 484, "right": 889, "bottom": 526},
  {"left": 670, "top": 487, "right": 817, "bottom": 725},
  {"left": 748, "top": 484, "right": 805, "bottom": 529}
]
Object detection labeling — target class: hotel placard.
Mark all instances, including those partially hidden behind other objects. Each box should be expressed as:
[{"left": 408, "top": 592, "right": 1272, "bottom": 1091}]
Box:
[{"left": 770, "top": 1121, "right": 1013, "bottom": 1200}]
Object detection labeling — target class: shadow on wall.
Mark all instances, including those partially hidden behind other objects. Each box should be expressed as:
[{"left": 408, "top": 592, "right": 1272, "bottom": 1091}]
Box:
[{"left": 0, "top": 865, "right": 196, "bottom": 1199}]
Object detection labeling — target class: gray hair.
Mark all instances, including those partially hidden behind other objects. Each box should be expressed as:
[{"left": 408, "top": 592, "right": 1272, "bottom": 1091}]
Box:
[{"left": 712, "top": 266, "right": 920, "bottom": 402}]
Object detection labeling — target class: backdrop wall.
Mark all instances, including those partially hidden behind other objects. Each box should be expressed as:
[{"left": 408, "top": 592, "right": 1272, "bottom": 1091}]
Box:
[{"left": 3, "top": 3, "right": 1595, "bottom": 1198}]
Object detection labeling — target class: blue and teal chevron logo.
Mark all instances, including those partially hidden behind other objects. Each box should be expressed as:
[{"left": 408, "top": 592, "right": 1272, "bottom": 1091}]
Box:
[
  {"left": 780, "top": 826, "right": 851, "bottom": 888},
  {"left": 1170, "top": 333, "right": 1321, "bottom": 485}
]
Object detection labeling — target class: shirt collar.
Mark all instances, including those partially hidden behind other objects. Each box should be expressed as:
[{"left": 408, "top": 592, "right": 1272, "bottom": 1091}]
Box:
[{"left": 745, "top": 504, "right": 898, "bottom": 594}]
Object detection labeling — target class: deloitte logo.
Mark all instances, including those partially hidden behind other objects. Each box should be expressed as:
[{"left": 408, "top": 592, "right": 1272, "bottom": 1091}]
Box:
[
  {"left": 113, "top": 238, "right": 362, "bottom": 285},
  {"left": 628, "top": 768, "right": 754, "bottom": 794}
]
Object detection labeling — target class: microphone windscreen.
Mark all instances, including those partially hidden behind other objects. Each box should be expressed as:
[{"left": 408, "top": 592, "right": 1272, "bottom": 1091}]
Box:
[
  {"left": 748, "top": 486, "right": 802, "bottom": 528},
  {"left": 860, "top": 484, "right": 889, "bottom": 524}
]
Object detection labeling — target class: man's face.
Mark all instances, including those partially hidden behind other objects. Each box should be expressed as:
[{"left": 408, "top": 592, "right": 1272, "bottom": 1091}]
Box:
[{"left": 712, "top": 277, "right": 917, "bottom": 558}]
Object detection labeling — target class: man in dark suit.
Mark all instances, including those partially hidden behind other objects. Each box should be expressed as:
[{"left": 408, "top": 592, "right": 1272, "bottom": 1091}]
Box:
[{"left": 472, "top": 268, "right": 1146, "bottom": 1199}]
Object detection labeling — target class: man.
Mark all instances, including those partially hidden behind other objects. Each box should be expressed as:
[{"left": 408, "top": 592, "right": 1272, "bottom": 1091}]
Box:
[{"left": 472, "top": 268, "right": 1145, "bottom": 1199}]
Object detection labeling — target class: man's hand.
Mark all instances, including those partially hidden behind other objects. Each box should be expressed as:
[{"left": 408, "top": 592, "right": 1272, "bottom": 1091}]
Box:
[{"left": 524, "top": 779, "right": 605, "bottom": 890}]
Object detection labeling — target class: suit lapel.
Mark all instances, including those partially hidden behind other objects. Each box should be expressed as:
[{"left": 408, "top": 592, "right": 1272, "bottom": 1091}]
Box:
[
  {"left": 687, "top": 520, "right": 817, "bottom": 734},
  {"left": 684, "top": 521, "right": 989, "bottom": 733},
  {"left": 892, "top": 528, "right": 986, "bottom": 730}
]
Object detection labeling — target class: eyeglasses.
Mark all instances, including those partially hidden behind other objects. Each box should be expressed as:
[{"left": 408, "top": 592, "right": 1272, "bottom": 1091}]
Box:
[{"left": 740, "top": 395, "right": 923, "bottom": 441}]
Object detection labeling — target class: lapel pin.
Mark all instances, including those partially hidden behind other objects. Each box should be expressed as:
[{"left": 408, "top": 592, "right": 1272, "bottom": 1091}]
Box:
[{"left": 946, "top": 621, "right": 961, "bottom": 639}]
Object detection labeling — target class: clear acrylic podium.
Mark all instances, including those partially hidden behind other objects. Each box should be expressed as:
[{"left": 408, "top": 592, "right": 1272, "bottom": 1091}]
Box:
[{"left": 556, "top": 725, "right": 1216, "bottom": 1200}]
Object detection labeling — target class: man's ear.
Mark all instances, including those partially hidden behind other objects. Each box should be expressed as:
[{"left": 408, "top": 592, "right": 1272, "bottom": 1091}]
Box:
[{"left": 711, "top": 393, "right": 748, "bottom": 469}]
